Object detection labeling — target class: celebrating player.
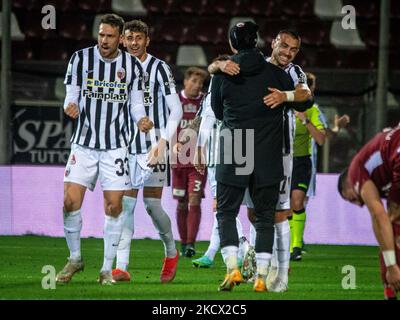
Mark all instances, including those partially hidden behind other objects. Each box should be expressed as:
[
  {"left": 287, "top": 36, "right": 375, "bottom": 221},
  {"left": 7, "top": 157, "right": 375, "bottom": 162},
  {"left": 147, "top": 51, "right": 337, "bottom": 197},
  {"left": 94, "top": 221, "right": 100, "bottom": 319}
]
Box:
[
  {"left": 172, "top": 67, "right": 208, "bottom": 258},
  {"left": 56, "top": 14, "right": 152, "bottom": 285},
  {"left": 338, "top": 125, "right": 400, "bottom": 299},
  {"left": 112, "top": 20, "right": 182, "bottom": 283}
]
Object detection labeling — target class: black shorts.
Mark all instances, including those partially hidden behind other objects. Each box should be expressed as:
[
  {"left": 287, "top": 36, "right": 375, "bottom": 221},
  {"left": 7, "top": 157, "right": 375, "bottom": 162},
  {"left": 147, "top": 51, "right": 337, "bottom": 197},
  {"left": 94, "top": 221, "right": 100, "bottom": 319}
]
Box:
[{"left": 291, "top": 155, "right": 312, "bottom": 193}]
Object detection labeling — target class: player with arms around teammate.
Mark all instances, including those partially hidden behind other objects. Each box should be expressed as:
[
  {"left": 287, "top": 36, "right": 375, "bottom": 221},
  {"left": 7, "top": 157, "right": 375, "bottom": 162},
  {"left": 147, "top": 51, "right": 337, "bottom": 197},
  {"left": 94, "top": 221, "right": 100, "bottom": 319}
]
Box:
[
  {"left": 338, "top": 126, "right": 400, "bottom": 299},
  {"left": 56, "top": 14, "right": 152, "bottom": 285},
  {"left": 173, "top": 67, "right": 208, "bottom": 258},
  {"left": 112, "top": 20, "right": 183, "bottom": 283}
]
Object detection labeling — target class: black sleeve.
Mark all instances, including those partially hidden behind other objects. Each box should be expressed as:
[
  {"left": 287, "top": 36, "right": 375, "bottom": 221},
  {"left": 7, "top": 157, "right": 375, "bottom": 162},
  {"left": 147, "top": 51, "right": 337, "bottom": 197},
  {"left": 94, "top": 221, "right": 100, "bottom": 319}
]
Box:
[{"left": 210, "top": 75, "right": 224, "bottom": 121}]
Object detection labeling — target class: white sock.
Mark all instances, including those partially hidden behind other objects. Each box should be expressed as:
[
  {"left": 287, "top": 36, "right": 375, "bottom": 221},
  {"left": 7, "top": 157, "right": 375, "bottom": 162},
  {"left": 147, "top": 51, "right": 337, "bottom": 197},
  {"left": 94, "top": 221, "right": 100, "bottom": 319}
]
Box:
[
  {"left": 256, "top": 252, "right": 272, "bottom": 276},
  {"left": 236, "top": 217, "right": 244, "bottom": 238},
  {"left": 249, "top": 223, "right": 256, "bottom": 247},
  {"left": 101, "top": 213, "right": 123, "bottom": 272},
  {"left": 270, "top": 226, "right": 278, "bottom": 268},
  {"left": 144, "top": 198, "right": 177, "bottom": 258},
  {"left": 221, "top": 245, "right": 238, "bottom": 272},
  {"left": 276, "top": 220, "right": 290, "bottom": 282},
  {"left": 116, "top": 196, "right": 137, "bottom": 271},
  {"left": 204, "top": 213, "right": 220, "bottom": 260},
  {"left": 63, "top": 209, "right": 82, "bottom": 261}
]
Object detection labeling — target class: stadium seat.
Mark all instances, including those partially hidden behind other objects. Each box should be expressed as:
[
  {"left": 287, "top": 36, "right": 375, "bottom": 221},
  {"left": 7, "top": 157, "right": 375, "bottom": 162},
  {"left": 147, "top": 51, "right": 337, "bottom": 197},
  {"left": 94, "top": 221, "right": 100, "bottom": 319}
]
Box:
[
  {"left": 229, "top": 17, "right": 265, "bottom": 47},
  {"left": 180, "top": 0, "right": 208, "bottom": 16},
  {"left": 314, "top": 48, "right": 343, "bottom": 68},
  {"left": 247, "top": 0, "right": 282, "bottom": 17},
  {"left": 342, "top": 50, "right": 378, "bottom": 69},
  {"left": 153, "top": 18, "right": 194, "bottom": 44},
  {"left": 45, "top": 0, "right": 76, "bottom": 13},
  {"left": 214, "top": 0, "right": 248, "bottom": 16},
  {"left": 22, "top": 12, "right": 58, "bottom": 40},
  {"left": 281, "top": 0, "right": 315, "bottom": 18},
  {"left": 314, "top": 0, "right": 343, "bottom": 20},
  {"left": 112, "top": 0, "right": 147, "bottom": 16},
  {"left": 357, "top": 22, "right": 379, "bottom": 48},
  {"left": 79, "top": 0, "right": 112, "bottom": 13},
  {"left": 194, "top": 17, "right": 228, "bottom": 45},
  {"left": 0, "top": 12, "right": 25, "bottom": 40},
  {"left": 259, "top": 19, "right": 286, "bottom": 46},
  {"left": 59, "top": 14, "right": 92, "bottom": 41},
  {"left": 176, "top": 45, "right": 207, "bottom": 67},
  {"left": 39, "top": 40, "right": 70, "bottom": 61},
  {"left": 345, "top": 0, "right": 379, "bottom": 19},
  {"left": 330, "top": 20, "right": 366, "bottom": 49},
  {"left": 12, "top": 0, "right": 43, "bottom": 11},
  {"left": 145, "top": 0, "right": 181, "bottom": 15},
  {"left": 11, "top": 40, "right": 35, "bottom": 60},
  {"left": 149, "top": 44, "right": 177, "bottom": 65},
  {"left": 295, "top": 20, "right": 331, "bottom": 47}
]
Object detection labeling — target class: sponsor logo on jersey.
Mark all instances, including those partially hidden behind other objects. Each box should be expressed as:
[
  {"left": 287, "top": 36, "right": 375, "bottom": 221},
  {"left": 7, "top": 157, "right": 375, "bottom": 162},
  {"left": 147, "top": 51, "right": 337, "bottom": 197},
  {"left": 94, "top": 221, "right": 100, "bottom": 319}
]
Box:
[
  {"left": 83, "top": 90, "right": 128, "bottom": 103},
  {"left": 86, "top": 79, "right": 127, "bottom": 90},
  {"left": 180, "top": 119, "right": 194, "bottom": 129},
  {"left": 184, "top": 103, "right": 197, "bottom": 113}
]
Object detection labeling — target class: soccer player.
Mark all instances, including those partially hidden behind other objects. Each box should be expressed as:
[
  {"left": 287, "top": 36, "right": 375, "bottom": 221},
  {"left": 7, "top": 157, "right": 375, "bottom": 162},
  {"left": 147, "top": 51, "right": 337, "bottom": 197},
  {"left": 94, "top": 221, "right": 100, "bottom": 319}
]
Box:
[
  {"left": 303, "top": 72, "right": 350, "bottom": 255},
  {"left": 212, "top": 30, "right": 312, "bottom": 291},
  {"left": 175, "top": 55, "right": 249, "bottom": 269},
  {"left": 56, "top": 14, "right": 152, "bottom": 285},
  {"left": 112, "top": 20, "right": 183, "bottom": 283},
  {"left": 172, "top": 67, "right": 208, "bottom": 258},
  {"left": 338, "top": 125, "right": 400, "bottom": 299}
]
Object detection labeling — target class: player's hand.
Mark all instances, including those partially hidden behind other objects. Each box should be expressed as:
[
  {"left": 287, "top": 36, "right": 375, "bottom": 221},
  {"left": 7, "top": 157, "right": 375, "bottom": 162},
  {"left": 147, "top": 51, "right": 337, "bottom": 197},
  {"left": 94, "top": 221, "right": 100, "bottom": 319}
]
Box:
[
  {"left": 147, "top": 138, "right": 167, "bottom": 167},
  {"left": 137, "top": 116, "right": 154, "bottom": 133},
  {"left": 194, "top": 146, "right": 206, "bottom": 175},
  {"left": 386, "top": 265, "right": 400, "bottom": 292},
  {"left": 294, "top": 111, "right": 307, "bottom": 122},
  {"left": 335, "top": 114, "right": 350, "bottom": 129},
  {"left": 221, "top": 60, "right": 240, "bottom": 76},
  {"left": 264, "top": 88, "right": 287, "bottom": 108},
  {"left": 64, "top": 103, "right": 80, "bottom": 119}
]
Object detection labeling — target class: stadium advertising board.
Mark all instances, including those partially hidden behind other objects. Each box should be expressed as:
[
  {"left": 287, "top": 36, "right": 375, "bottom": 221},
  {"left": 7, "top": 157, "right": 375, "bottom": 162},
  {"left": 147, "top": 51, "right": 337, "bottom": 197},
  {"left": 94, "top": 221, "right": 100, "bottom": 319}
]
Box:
[{"left": 12, "top": 105, "right": 72, "bottom": 165}]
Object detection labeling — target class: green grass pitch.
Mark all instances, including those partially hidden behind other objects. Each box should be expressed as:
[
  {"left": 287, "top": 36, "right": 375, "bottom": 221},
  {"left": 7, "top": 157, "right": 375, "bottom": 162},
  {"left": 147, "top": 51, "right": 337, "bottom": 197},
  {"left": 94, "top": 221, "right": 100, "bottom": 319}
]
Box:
[{"left": 0, "top": 235, "right": 385, "bottom": 300}]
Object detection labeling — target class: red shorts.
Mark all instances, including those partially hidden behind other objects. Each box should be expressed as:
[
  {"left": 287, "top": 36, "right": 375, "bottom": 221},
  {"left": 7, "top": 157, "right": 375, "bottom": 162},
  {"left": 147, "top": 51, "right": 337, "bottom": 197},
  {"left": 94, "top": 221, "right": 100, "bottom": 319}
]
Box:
[
  {"left": 379, "top": 223, "right": 400, "bottom": 284},
  {"left": 172, "top": 167, "right": 207, "bottom": 199}
]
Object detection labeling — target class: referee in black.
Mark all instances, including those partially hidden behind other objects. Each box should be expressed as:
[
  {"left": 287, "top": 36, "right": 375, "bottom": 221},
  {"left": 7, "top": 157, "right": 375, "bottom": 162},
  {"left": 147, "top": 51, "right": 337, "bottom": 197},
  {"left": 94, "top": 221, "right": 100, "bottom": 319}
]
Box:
[{"left": 211, "top": 21, "right": 310, "bottom": 292}]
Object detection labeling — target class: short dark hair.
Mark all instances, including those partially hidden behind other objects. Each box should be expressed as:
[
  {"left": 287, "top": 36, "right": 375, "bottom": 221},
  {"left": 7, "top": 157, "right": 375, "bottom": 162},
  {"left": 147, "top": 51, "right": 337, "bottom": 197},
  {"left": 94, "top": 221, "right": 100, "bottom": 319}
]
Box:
[
  {"left": 184, "top": 67, "right": 208, "bottom": 81},
  {"left": 212, "top": 54, "right": 230, "bottom": 62},
  {"left": 277, "top": 29, "right": 301, "bottom": 43},
  {"left": 100, "top": 13, "right": 125, "bottom": 34},
  {"left": 124, "top": 20, "right": 149, "bottom": 37},
  {"left": 337, "top": 167, "right": 349, "bottom": 199},
  {"left": 306, "top": 72, "right": 316, "bottom": 88}
]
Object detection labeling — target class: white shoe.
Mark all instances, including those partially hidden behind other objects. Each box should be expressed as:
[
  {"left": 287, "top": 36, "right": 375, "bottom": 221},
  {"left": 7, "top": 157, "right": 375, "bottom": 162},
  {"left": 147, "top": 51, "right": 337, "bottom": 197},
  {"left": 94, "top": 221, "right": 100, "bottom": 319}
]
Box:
[
  {"left": 268, "top": 277, "right": 288, "bottom": 292},
  {"left": 98, "top": 271, "right": 115, "bottom": 285},
  {"left": 266, "top": 266, "right": 278, "bottom": 289}
]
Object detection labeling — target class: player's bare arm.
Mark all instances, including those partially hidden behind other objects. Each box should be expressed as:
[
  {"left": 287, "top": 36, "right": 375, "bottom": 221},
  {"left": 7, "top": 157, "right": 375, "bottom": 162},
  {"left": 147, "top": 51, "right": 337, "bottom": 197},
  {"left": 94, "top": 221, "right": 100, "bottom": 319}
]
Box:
[
  {"left": 64, "top": 103, "right": 80, "bottom": 119},
  {"left": 208, "top": 59, "right": 240, "bottom": 76},
  {"left": 147, "top": 137, "right": 167, "bottom": 167},
  {"left": 361, "top": 180, "right": 400, "bottom": 291},
  {"left": 295, "top": 111, "right": 326, "bottom": 146},
  {"left": 193, "top": 145, "right": 206, "bottom": 175},
  {"left": 264, "top": 83, "right": 311, "bottom": 108}
]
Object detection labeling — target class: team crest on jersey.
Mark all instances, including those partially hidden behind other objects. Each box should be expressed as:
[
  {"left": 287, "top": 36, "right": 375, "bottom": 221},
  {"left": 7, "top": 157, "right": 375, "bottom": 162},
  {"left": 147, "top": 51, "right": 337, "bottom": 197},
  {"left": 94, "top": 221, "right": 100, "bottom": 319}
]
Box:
[
  {"left": 117, "top": 68, "right": 126, "bottom": 80},
  {"left": 184, "top": 103, "right": 197, "bottom": 113}
]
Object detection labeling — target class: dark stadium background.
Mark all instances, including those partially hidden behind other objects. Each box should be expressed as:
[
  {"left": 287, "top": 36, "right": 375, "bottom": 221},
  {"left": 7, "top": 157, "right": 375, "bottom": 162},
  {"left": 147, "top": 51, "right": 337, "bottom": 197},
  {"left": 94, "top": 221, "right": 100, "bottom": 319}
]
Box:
[{"left": 0, "top": 0, "right": 398, "bottom": 172}]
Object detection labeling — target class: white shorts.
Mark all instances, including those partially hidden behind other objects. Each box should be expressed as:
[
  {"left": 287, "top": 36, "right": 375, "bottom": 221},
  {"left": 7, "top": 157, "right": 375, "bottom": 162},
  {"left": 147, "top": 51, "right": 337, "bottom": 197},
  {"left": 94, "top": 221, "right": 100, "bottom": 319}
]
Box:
[
  {"left": 207, "top": 166, "right": 217, "bottom": 198},
  {"left": 129, "top": 153, "right": 170, "bottom": 189},
  {"left": 64, "top": 143, "right": 131, "bottom": 191},
  {"left": 243, "top": 153, "right": 293, "bottom": 211}
]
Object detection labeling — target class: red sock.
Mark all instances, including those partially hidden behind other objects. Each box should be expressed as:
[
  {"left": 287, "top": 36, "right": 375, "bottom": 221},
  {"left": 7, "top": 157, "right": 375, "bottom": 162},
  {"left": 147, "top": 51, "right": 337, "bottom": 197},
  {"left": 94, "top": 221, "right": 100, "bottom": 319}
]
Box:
[
  {"left": 176, "top": 203, "right": 188, "bottom": 244},
  {"left": 187, "top": 205, "right": 201, "bottom": 244}
]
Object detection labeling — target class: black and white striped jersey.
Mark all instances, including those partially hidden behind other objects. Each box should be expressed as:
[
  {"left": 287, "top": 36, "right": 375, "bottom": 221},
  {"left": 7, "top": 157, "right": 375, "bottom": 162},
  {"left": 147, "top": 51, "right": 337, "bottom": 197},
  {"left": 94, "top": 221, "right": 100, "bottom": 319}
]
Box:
[
  {"left": 64, "top": 45, "right": 143, "bottom": 150},
  {"left": 266, "top": 57, "right": 307, "bottom": 155},
  {"left": 129, "top": 54, "right": 178, "bottom": 154}
]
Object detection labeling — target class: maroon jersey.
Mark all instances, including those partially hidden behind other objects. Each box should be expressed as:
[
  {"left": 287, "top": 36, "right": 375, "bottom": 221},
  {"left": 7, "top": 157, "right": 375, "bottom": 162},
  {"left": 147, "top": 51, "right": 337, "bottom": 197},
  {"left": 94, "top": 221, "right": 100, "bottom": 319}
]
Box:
[
  {"left": 174, "top": 90, "right": 204, "bottom": 168},
  {"left": 348, "top": 126, "right": 400, "bottom": 204}
]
